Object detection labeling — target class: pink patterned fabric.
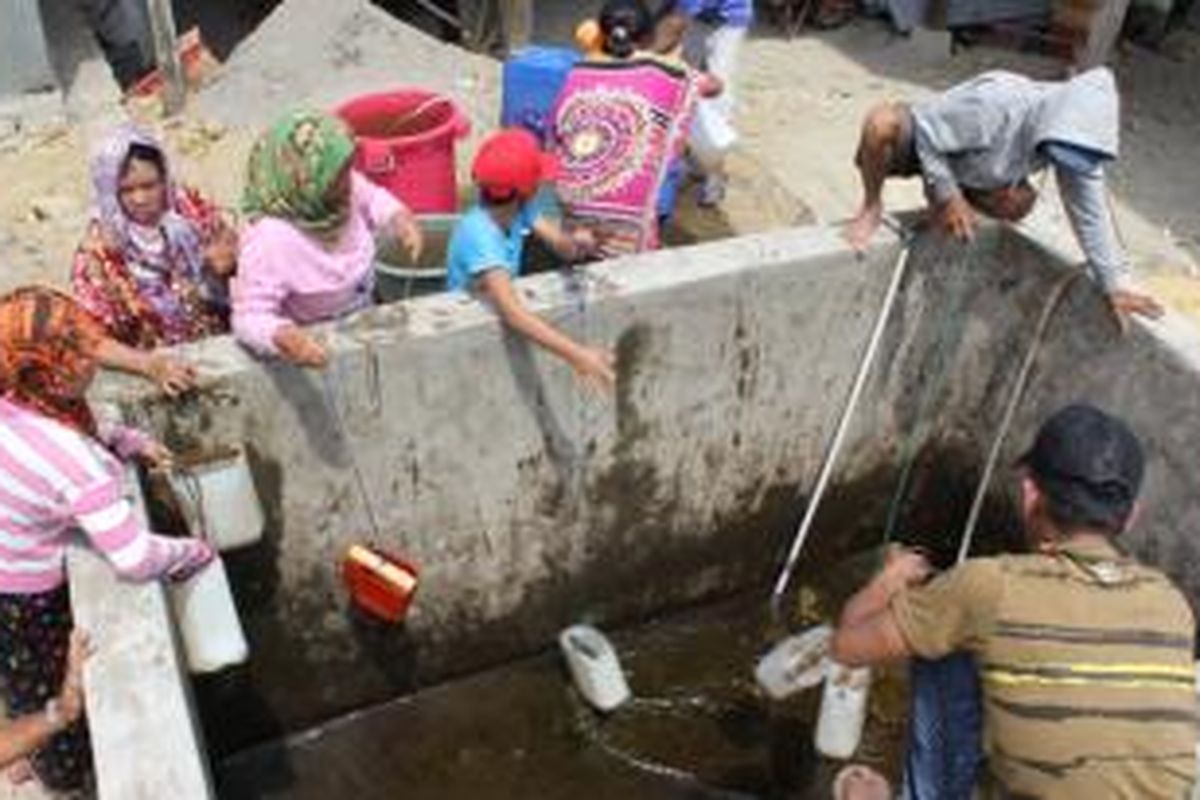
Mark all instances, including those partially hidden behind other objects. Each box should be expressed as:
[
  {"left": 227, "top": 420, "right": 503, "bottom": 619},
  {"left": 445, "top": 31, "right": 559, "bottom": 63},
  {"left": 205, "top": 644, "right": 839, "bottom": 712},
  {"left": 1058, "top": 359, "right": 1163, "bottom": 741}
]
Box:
[{"left": 551, "top": 57, "right": 698, "bottom": 256}]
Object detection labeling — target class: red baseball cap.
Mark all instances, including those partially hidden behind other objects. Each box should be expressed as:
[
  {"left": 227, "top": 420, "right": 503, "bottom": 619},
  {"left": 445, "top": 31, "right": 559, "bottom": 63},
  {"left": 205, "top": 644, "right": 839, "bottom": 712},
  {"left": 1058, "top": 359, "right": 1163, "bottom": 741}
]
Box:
[{"left": 471, "top": 128, "right": 559, "bottom": 201}]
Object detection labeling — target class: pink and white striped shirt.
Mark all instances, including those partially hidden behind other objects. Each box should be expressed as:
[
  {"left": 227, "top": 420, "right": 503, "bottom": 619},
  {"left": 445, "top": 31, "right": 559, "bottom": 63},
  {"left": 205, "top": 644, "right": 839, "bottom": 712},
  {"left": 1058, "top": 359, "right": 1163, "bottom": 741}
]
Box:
[{"left": 0, "top": 398, "right": 213, "bottom": 594}]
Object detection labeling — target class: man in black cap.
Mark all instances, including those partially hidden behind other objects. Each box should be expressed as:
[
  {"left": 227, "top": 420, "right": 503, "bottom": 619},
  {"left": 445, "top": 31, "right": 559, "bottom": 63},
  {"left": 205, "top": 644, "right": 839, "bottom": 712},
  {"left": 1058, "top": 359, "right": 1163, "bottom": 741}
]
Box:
[{"left": 829, "top": 404, "right": 1195, "bottom": 800}]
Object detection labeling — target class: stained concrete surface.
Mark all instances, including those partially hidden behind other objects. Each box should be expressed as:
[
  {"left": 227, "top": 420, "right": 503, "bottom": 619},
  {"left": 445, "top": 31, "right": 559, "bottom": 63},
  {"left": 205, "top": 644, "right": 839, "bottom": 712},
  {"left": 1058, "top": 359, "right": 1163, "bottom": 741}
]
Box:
[
  {"left": 92, "top": 220, "right": 1200, "bottom": 768},
  {"left": 213, "top": 443, "right": 1018, "bottom": 799},
  {"left": 214, "top": 592, "right": 881, "bottom": 800}
]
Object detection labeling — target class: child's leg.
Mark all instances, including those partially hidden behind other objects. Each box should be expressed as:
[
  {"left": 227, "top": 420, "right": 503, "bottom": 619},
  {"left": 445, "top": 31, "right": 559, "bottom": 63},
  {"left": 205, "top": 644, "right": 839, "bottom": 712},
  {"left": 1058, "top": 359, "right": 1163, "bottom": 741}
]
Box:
[
  {"left": 847, "top": 102, "right": 909, "bottom": 248},
  {"left": 0, "top": 588, "right": 92, "bottom": 793}
]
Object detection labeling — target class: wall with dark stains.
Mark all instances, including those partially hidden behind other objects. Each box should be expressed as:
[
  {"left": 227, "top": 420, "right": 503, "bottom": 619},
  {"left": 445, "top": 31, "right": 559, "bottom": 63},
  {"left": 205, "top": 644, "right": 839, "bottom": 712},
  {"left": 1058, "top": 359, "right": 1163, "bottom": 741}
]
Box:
[{"left": 89, "top": 224, "right": 1200, "bottom": 758}]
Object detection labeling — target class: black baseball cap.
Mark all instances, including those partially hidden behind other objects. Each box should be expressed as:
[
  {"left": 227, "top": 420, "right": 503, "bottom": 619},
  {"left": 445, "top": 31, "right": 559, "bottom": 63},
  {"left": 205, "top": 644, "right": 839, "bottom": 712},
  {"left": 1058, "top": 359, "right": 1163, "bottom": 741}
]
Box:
[{"left": 1018, "top": 404, "right": 1145, "bottom": 531}]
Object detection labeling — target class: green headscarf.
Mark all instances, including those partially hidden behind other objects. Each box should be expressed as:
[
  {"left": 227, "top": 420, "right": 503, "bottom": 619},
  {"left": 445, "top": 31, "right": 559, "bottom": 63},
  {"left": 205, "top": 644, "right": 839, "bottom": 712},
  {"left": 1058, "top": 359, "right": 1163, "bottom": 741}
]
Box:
[{"left": 241, "top": 109, "right": 357, "bottom": 242}]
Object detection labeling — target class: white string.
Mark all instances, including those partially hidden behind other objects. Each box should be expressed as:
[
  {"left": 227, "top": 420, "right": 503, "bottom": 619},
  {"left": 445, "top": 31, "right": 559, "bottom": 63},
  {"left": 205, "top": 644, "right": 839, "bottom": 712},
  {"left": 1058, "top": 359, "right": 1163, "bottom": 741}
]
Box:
[{"left": 321, "top": 367, "right": 383, "bottom": 541}]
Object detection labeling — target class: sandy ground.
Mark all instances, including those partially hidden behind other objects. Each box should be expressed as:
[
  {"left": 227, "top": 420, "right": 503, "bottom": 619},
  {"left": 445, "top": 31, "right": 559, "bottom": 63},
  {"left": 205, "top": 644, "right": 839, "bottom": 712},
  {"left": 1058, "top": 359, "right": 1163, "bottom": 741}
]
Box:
[
  {"left": 2, "top": 5, "right": 1198, "bottom": 304},
  {"left": 0, "top": 5, "right": 1197, "bottom": 795}
]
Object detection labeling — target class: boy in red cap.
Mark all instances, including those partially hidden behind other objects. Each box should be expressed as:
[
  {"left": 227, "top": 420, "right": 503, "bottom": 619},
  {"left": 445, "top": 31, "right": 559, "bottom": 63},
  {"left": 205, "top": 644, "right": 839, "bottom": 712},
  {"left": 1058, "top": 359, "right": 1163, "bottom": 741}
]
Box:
[{"left": 447, "top": 129, "right": 615, "bottom": 391}]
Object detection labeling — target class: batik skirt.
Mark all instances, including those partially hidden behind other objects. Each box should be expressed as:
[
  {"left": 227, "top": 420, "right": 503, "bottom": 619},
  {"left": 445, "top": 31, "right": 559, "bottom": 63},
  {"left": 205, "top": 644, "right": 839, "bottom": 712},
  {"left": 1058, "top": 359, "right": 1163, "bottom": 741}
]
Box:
[{"left": 0, "top": 586, "right": 92, "bottom": 792}]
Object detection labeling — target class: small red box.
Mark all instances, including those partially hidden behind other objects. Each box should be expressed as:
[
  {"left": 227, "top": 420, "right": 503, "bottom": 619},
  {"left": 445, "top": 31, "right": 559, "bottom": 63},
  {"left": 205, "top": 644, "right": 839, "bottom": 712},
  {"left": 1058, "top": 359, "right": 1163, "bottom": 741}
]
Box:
[{"left": 342, "top": 545, "right": 420, "bottom": 623}]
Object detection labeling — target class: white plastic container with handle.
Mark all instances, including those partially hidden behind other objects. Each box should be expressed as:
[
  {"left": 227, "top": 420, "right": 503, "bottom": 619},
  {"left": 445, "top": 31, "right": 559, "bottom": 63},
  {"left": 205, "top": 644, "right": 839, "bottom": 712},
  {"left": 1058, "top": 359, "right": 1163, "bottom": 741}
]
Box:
[
  {"left": 815, "top": 661, "right": 871, "bottom": 760},
  {"left": 754, "top": 624, "right": 831, "bottom": 700},
  {"left": 169, "top": 556, "right": 249, "bottom": 674},
  {"left": 559, "top": 624, "right": 631, "bottom": 712},
  {"left": 169, "top": 445, "right": 264, "bottom": 552}
]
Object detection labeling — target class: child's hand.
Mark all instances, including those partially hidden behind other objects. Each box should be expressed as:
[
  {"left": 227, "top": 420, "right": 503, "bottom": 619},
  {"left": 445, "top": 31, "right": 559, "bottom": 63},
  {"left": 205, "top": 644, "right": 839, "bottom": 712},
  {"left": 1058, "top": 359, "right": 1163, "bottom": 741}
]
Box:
[
  {"left": 146, "top": 353, "right": 197, "bottom": 397},
  {"left": 396, "top": 213, "right": 424, "bottom": 264},
  {"left": 203, "top": 227, "right": 238, "bottom": 278},
  {"left": 274, "top": 326, "right": 329, "bottom": 369},
  {"left": 570, "top": 228, "right": 599, "bottom": 260},
  {"left": 570, "top": 345, "right": 616, "bottom": 394},
  {"left": 698, "top": 72, "right": 724, "bottom": 99},
  {"left": 138, "top": 439, "right": 175, "bottom": 474}
]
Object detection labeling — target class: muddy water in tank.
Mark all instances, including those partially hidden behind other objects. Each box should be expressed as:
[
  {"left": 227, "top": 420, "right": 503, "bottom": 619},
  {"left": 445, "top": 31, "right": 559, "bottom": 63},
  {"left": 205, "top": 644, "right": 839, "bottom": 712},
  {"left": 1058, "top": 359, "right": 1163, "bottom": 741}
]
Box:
[{"left": 212, "top": 447, "right": 1020, "bottom": 800}]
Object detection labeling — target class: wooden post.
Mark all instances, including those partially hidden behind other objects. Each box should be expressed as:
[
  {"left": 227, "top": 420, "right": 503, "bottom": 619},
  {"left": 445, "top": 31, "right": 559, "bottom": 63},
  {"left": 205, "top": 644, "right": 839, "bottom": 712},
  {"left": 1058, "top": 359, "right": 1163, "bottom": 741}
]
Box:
[
  {"left": 502, "top": 0, "right": 533, "bottom": 53},
  {"left": 146, "top": 0, "right": 185, "bottom": 115},
  {"left": 1077, "top": 0, "right": 1132, "bottom": 70}
]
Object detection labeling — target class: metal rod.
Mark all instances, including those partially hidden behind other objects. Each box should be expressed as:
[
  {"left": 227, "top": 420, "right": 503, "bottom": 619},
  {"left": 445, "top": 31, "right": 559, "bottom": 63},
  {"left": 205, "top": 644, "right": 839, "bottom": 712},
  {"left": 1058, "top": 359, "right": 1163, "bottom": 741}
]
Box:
[
  {"left": 411, "top": 0, "right": 464, "bottom": 30},
  {"left": 769, "top": 242, "right": 912, "bottom": 620},
  {"left": 956, "top": 271, "right": 1081, "bottom": 564},
  {"left": 145, "top": 0, "right": 185, "bottom": 115}
]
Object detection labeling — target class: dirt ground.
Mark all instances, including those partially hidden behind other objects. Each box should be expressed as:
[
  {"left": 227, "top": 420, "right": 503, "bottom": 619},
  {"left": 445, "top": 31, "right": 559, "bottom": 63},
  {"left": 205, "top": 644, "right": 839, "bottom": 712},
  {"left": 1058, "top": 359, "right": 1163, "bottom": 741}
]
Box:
[
  {"left": 1, "top": 3, "right": 1198, "bottom": 313},
  {"left": 0, "top": 3, "right": 1198, "bottom": 798}
]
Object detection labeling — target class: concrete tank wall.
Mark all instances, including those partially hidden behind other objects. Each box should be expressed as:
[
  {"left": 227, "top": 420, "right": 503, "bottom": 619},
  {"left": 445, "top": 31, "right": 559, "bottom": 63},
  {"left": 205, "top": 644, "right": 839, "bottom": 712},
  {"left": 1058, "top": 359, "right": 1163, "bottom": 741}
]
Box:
[{"left": 90, "top": 224, "right": 1200, "bottom": 757}]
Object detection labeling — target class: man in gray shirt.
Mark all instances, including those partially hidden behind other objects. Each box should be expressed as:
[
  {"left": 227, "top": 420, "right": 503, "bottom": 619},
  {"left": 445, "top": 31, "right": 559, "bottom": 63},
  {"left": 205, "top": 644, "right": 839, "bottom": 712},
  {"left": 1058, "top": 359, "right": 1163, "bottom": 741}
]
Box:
[{"left": 846, "top": 68, "right": 1163, "bottom": 332}]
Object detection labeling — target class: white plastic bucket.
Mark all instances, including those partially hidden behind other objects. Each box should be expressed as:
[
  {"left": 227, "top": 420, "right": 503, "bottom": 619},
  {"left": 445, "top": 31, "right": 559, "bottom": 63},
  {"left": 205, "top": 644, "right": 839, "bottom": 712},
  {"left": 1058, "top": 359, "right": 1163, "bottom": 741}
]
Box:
[
  {"left": 559, "top": 624, "right": 632, "bottom": 712},
  {"left": 169, "top": 556, "right": 249, "bottom": 674},
  {"left": 689, "top": 99, "right": 738, "bottom": 169},
  {"left": 814, "top": 661, "right": 871, "bottom": 760},
  {"left": 170, "top": 445, "right": 264, "bottom": 552}
]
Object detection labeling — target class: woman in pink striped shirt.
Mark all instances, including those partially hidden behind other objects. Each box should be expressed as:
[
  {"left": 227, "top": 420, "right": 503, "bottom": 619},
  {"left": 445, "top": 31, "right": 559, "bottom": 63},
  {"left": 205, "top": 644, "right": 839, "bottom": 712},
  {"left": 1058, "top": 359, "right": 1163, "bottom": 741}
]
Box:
[
  {"left": 0, "top": 287, "right": 212, "bottom": 792},
  {"left": 232, "top": 110, "right": 424, "bottom": 369}
]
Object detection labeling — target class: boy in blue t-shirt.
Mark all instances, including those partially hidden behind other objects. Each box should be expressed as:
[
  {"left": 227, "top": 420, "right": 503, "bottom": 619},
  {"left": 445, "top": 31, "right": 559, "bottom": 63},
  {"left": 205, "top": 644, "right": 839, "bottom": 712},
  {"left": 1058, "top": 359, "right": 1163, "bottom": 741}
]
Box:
[{"left": 446, "top": 129, "right": 615, "bottom": 392}]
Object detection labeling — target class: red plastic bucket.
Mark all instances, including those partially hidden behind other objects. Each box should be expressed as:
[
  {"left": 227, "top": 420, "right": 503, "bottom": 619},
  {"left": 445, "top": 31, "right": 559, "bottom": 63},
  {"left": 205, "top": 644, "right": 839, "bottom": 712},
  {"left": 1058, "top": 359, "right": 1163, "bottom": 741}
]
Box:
[{"left": 336, "top": 89, "right": 470, "bottom": 214}]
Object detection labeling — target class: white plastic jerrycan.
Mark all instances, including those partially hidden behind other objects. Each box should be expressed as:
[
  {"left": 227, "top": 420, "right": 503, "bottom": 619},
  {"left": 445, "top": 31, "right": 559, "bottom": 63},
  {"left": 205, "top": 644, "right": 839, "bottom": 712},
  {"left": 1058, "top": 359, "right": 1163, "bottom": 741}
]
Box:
[
  {"left": 170, "top": 445, "right": 264, "bottom": 552},
  {"left": 814, "top": 661, "right": 871, "bottom": 759},
  {"left": 755, "top": 624, "right": 832, "bottom": 701},
  {"left": 559, "top": 624, "right": 632, "bottom": 712},
  {"left": 169, "top": 556, "right": 249, "bottom": 674}
]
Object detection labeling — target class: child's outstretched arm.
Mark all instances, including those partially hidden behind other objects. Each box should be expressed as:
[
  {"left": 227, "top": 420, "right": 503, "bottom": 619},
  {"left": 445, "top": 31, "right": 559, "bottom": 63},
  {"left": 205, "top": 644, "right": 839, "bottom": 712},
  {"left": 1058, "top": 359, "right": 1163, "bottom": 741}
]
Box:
[{"left": 477, "top": 269, "right": 615, "bottom": 393}]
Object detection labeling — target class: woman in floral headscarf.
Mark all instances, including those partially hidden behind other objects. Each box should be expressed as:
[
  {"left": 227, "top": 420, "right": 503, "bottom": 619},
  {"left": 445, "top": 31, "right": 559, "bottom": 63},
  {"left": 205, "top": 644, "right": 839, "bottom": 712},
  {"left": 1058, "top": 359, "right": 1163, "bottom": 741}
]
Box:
[
  {"left": 71, "top": 125, "right": 234, "bottom": 349},
  {"left": 0, "top": 287, "right": 213, "bottom": 793},
  {"left": 233, "top": 109, "right": 424, "bottom": 368}
]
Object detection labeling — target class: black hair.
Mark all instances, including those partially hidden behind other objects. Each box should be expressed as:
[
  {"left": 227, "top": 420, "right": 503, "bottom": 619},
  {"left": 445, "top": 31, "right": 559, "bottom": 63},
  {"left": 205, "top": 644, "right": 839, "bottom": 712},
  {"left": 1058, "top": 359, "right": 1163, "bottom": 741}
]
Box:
[
  {"left": 121, "top": 142, "right": 167, "bottom": 180},
  {"left": 1031, "top": 472, "right": 1131, "bottom": 537},
  {"left": 600, "top": 0, "right": 653, "bottom": 58}
]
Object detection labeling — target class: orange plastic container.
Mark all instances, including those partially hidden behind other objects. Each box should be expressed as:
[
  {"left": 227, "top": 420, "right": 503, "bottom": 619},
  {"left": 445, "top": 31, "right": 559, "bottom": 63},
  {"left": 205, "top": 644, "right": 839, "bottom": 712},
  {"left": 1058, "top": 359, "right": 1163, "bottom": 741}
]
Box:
[{"left": 342, "top": 544, "right": 420, "bottom": 623}]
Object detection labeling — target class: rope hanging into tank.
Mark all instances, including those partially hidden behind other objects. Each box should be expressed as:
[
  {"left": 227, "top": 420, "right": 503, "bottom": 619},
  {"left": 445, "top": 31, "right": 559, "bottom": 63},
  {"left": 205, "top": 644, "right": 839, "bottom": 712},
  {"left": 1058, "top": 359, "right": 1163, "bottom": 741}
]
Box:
[
  {"left": 878, "top": 248, "right": 1081, "bottom": 564},
  {"left": 955, "top": 270, "right": 1080, "bottom": 562},
  {"left": 321, "top": 366, "right": 384, "bottom": 542}
]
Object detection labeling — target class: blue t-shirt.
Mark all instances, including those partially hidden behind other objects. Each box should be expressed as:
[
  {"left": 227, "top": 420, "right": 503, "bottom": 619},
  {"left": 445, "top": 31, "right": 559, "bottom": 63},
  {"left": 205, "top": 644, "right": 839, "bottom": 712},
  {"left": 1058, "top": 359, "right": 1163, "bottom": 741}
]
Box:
[
  {"left": 446, "top": 202, "right": 543, "bottom": 292},
  {"left": 679, "top": 0, "right": 754, "bottom": 27}
]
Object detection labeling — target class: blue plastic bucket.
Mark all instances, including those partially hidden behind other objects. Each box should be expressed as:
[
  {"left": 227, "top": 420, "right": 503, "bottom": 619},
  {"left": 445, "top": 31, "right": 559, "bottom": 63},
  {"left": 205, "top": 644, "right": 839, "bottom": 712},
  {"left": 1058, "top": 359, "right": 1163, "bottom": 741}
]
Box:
[{"left": 501, "top": 46, "right": 581, "bottom": 145}]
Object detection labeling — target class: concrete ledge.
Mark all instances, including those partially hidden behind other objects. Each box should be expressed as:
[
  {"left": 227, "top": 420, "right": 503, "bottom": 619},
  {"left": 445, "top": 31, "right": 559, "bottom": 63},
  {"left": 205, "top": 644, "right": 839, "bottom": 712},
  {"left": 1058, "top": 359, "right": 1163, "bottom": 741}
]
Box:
[{"left": 67, "top": 467, "right": 212, "bottom": 800}]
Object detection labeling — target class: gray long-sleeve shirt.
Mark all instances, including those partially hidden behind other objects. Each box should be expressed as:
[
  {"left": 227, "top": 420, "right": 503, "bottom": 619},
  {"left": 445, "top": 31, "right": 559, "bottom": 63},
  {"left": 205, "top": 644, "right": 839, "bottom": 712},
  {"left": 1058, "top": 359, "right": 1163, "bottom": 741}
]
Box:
[{"left": 911, "top": 69, "right": 1131, "bottom": 292}]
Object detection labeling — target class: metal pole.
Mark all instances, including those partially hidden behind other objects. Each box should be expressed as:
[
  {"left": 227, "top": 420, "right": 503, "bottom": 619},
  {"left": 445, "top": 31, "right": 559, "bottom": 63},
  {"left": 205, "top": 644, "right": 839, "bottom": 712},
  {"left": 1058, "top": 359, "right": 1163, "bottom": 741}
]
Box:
[
  {"left": 145, "top": 0, "right": 185, "bottom": 115},
  {"left": 769, "top": 242, "right": 912, "bottom": 621}
]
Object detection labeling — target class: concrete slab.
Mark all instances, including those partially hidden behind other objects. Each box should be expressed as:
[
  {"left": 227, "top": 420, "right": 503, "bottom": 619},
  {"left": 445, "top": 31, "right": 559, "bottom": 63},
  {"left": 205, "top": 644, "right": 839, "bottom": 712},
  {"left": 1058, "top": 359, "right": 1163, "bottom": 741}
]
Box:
[{"left": 89, "top": 222, "right": 1200, "bottom": 763}]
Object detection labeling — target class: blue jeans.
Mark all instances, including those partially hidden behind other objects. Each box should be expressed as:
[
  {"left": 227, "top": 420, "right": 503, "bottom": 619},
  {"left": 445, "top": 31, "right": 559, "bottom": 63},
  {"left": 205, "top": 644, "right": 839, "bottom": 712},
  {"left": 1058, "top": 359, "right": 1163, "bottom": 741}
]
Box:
[{"left": 901, "top": 653, "right": 984, "bottom": 800}]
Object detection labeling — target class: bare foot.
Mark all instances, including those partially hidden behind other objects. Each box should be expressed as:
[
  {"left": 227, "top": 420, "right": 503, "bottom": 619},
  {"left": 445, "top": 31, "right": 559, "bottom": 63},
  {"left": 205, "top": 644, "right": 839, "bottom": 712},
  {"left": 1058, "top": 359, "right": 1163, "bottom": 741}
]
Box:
[
  {"left": 846, "top": 205, "right": 883, "bottom": 252},
  {"left": 833, "top": 764, "right": 891, "bottom": 800},
  {"left": 6, "top": 758, "right": 34, "bottom": 785}
]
